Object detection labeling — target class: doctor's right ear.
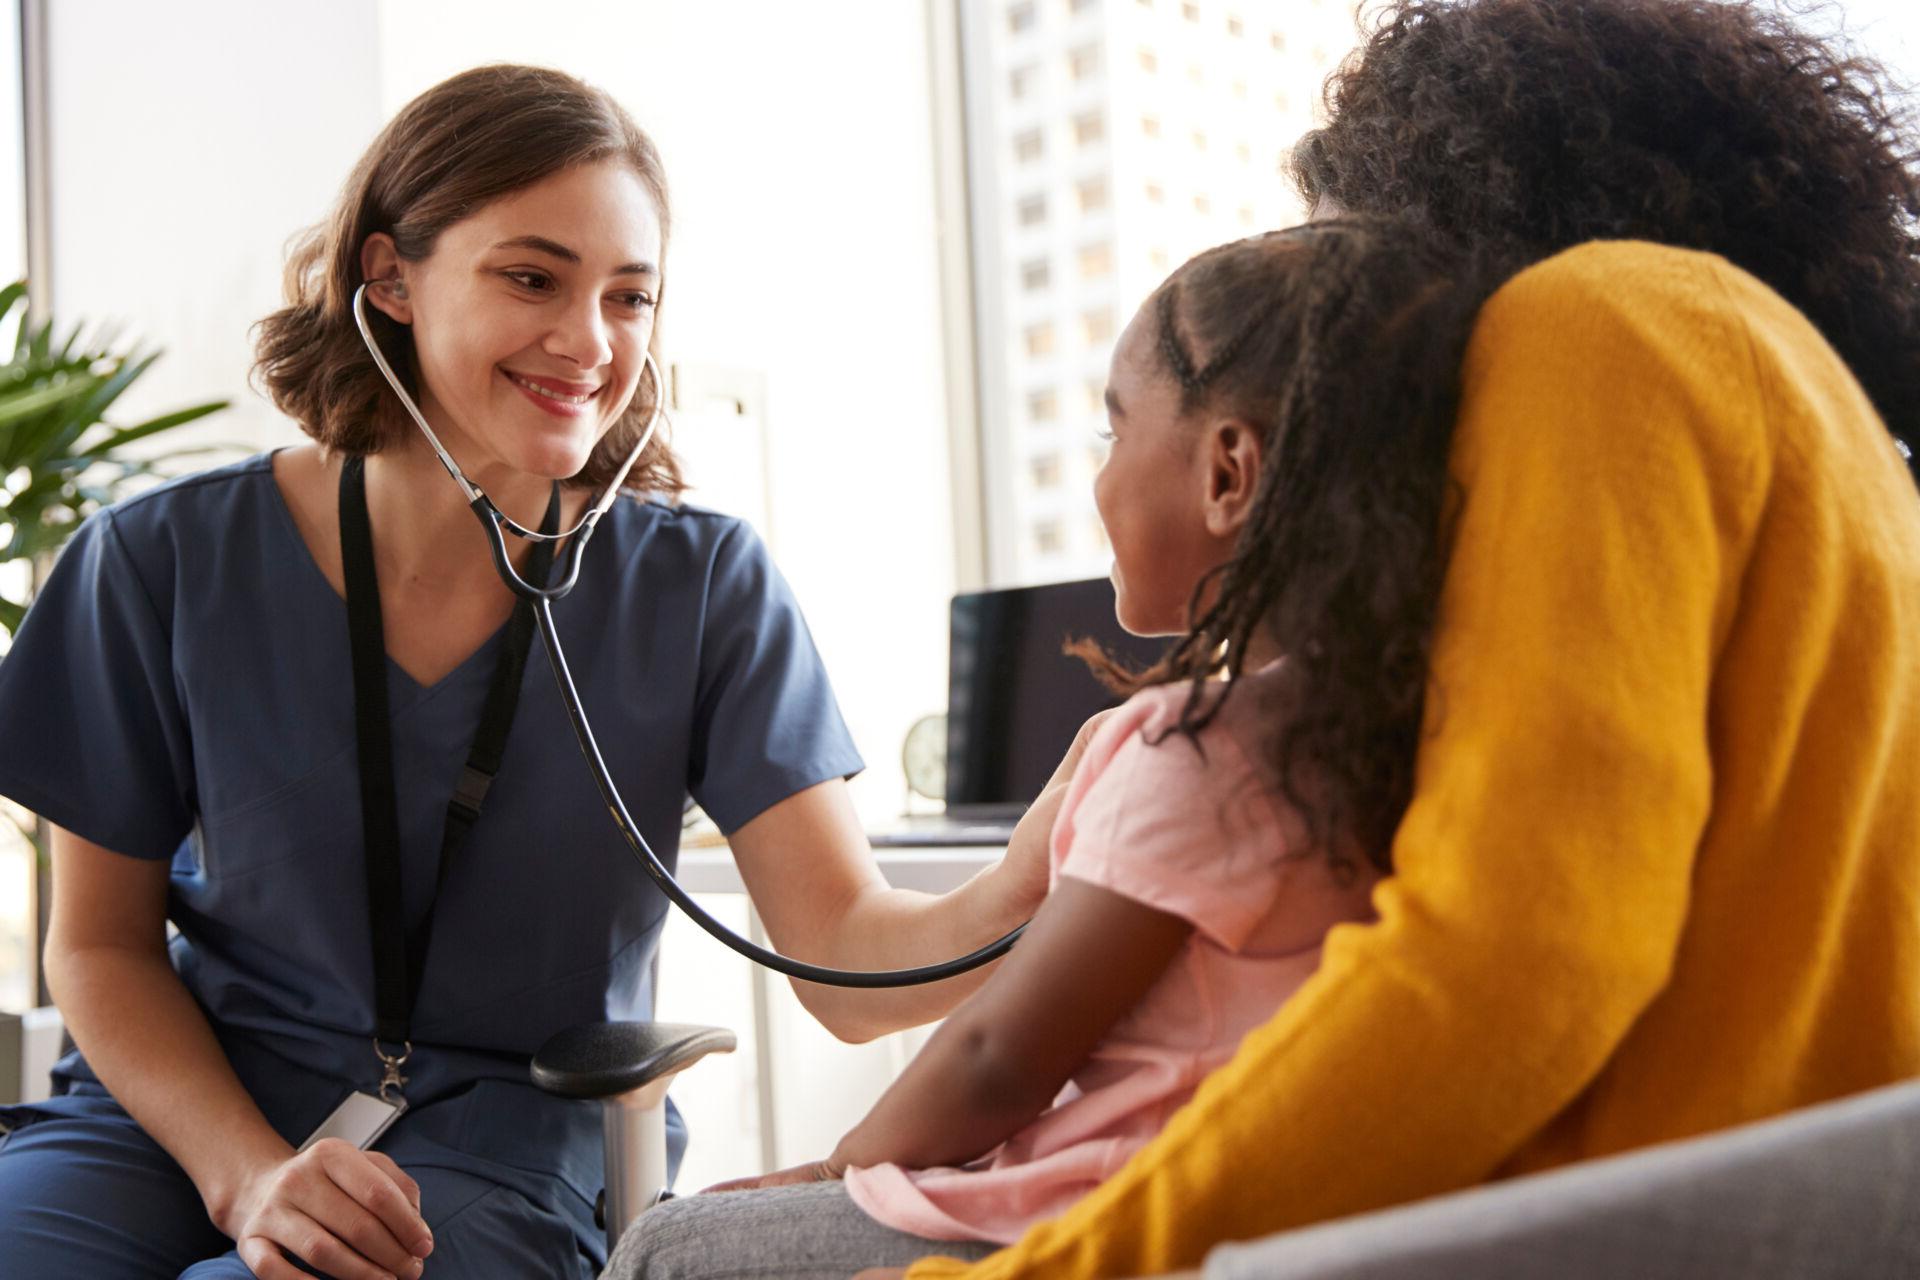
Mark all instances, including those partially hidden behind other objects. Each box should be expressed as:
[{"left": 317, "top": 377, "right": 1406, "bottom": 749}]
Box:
[{"left": 357, "top": 232, "right": 414, "bottom": 323}]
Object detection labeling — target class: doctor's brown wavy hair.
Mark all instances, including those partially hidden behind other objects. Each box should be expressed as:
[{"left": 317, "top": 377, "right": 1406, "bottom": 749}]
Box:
[
  {"left": 253, "top": 64, "right": 684, "bottom": 495},
  {"left": 1076, "top": 220, "right": 1501, "bottom": 877},
  {"left": 1294, "top": 0, "right": 1920, "bottom": 477}
]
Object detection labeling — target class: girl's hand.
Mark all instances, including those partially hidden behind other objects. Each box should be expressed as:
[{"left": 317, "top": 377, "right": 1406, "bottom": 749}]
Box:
[
  {"left": 701, "top": 1156, "right": 845, "bottom": 1194},
  {"left": 220, "top": 1139, "right": 433, "bottom": 1280}
]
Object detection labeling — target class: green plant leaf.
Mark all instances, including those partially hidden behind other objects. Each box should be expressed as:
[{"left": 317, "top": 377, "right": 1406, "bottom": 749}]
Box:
[
  {"left": 80, "top": 398, "right": 229, "bottom": 456},
  {"left": 0, "top": 594, "right": 23, "bottom": 638}
]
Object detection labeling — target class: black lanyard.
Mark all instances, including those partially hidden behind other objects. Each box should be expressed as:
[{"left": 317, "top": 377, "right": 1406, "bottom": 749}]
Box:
[{"left": 339, "top": 455, "right": 559, "bottom": 1061}]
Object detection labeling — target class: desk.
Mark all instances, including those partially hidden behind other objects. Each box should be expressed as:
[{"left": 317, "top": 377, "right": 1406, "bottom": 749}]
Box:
[
  {"left": 674, "top": 845, "right": 1001, "bottom": 896},
  {"left": 662, "top": 841, "right": 1005, "bottom": 1181}
]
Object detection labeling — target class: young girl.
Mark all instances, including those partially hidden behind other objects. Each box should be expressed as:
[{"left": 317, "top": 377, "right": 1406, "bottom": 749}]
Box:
[{"left": 612, "top": 218, "right": 1496, "bottom": 1278}]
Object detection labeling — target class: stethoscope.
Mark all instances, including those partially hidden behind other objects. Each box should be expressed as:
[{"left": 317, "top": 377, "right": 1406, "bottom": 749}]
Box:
[{"left": 351, "top": 283, "right": 1025, "bottom": 987}]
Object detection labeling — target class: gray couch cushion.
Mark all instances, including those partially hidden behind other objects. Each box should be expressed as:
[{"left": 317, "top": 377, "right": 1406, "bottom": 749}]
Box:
[{"left": 1204, "top": 1079, "right": 1920, "bottom": 1280}]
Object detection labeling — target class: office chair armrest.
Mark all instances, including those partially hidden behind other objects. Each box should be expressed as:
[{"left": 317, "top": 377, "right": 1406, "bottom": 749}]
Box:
[
  {"left": 532, "top": 1020, "right": 737, "bottom": 1252},
  {"left": 531, "top": 1021, "right": 736, "bottom": 1100}
]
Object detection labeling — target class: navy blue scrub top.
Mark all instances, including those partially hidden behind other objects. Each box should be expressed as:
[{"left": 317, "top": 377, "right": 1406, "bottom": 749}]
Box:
[{"left": 0, "top": 452, "right": 863, "bottom": 1209}]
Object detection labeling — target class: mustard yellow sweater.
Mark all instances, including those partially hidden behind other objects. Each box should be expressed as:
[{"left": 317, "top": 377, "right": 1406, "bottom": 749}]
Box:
[{"left": 909, "top": 241, "right": 1920, "bottom": 1279}]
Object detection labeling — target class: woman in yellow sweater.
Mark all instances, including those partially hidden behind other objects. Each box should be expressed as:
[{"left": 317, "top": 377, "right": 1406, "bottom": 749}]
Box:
[
  {"left": 896, "top": 230, "right": 1920, "bottom": 1280},
  {"left": 887, "top": 1, "right": 1920, "bottom": 1276}
]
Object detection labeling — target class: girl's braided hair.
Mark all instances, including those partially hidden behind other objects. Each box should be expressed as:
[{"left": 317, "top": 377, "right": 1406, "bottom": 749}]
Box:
[{"left": 1079, "top": 218, "right": 1501, "bottom": 877}]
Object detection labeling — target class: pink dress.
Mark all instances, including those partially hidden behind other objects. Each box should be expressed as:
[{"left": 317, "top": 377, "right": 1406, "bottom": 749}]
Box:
[{"left": 844, "top": 668, "right": 1381, "bottom": 1244}]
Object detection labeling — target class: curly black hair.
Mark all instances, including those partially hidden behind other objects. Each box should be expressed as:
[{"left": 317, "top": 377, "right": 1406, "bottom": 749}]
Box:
[
  {"left": 1294, "top": 0, "right": 1920, "bottom": 473},
  {"left": 1079, "top": 219, "right": 1499, "bottom": 876}
]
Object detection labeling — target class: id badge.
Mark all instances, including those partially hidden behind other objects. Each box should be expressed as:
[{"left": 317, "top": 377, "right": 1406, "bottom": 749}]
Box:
[{"left": 300, "top": 1090, "right": 406, "bottom": 1152}]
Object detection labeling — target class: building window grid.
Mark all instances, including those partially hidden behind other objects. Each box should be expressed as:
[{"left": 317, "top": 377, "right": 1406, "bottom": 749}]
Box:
[{"left": 975, "top": 0, "right": 1331, "bottom": 584}]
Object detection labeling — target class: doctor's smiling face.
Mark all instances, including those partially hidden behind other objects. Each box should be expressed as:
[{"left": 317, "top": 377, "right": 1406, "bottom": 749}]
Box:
[{"left": 359, "top": 158, "right": 663, "bottom": 484}]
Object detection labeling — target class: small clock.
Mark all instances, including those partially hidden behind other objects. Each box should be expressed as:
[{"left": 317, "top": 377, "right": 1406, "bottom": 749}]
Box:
[{"left": 902, "top": 713, "right": 947, "bottom": 802}]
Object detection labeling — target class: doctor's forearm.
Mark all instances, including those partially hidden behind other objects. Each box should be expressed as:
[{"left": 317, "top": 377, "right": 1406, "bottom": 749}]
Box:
[
  {"left": 45, "top": 941, "right": 294, "bottom": 1228},
  {"left": 787, "top": 865, "right": 1030, "bottom": 1042}
]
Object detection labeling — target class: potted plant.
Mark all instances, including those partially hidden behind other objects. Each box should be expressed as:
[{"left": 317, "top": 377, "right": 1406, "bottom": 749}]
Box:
[{"left": 0, "top": 279, "right": 230, "bottom": 638}]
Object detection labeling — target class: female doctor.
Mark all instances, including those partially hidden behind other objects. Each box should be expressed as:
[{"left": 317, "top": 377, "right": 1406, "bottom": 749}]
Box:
[{"left": 0, "top": 65, "right": 1054, "bottom": 1280}]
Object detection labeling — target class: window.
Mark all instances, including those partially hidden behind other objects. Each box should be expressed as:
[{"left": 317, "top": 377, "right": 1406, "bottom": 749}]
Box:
[
  {"left": 1014, "top": 128, "right": 1044, "bottom": 163},
  {"left": 1191, "top": 129, "right": 1209, "bottom": 152},
  {"left": 1021, "top": 258, "right": 1051, "bottom": 291},
  {"left": 1076, "top": 175, "right": 1109, "bottom": 213},
  {"left": 1083, "top": 378, "right": 1108, "bottom": 413},
  {"left": 1192, "top": 193, "right": 1212, "bottom": 214},
  {"left": 1235, "top": 140, "right": 1252, "bottom": 163},
  {"left": 1031, "top": 454, "right": 1064, "bottom": 489},
  {"left": 1148, "top": 246, "right": 1170, "bottom": 271},
  {"left": 1017, "top": 193, "right": 1048, "bottom": 226},
  {"left": 1238, "top": 205, "right": 1255, "bottom": 227},
  {"left": 1182, "top": 2, "right": 1200, "bottom": 21},
  {"left": 1141, "top": 114, "right": 1162, "bottom": 138},
  {"left": 1232, "top": 79, "right": 1248, "bottom": 100},
  {"left": 1025, "top": 322, "right": 1056, "bottom": 357},
  {"left": 1081, "top": 307, "right": 1115, "bottom": 344},
  {"left": 1226, "top": 14, "right": 1244, "bottom": 36},
  {"left": 1187, "top": 63, "right": 1204, "bottom": 86},
  {"left": 1069, "top": 43, "right": 1101, "bottom": 80},
  {"left": 1271, "top": 31, "right": 1287, "bottom": 52},
  {"left": 1069, "top": 0, "right": 1101, "bottom": 12},
  {"left": 1138, "top": 48, "right": 1158, "bottom": 72},
  {"left": 1033, "top": 519, "right": 1066, "bottom": 555},
  {"left": 1275, "top": 91, "right": 1292, "bottom": 112},
  {"left": 1072, "top": 111, "right": 1106, "bottom": 145},
  {"left": 1144, "top": 180, "right": 1165, "bottom": 203},
  {"left": 1009, "top": 2, "right": 1038, "bottom": 34},
  {"left": 1009, "top": 64, "right": 1038, "bottom": 99},
  {"left": 1028, "top": 388, "right": 1060, "bottom": 422},
  {"left": 1078, "top": 241, "right": 1114, "bottom": 279}
]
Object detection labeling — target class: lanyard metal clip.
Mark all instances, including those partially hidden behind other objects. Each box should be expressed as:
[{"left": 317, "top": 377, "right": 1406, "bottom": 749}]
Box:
[{"left": 374, "top": 1039, "right": 413, "bottom": 1105}]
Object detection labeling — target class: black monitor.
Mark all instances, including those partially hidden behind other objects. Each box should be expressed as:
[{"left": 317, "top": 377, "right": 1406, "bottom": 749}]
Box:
[{"left": 944, "top": 577, "right": 1172, "bottom": 818}]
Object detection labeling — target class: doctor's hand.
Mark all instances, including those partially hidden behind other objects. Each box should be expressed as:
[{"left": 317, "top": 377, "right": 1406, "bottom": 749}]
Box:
[
  {"left": 701, "top": 1155, "right": 846, "bottom": 1194},
  {"left": 999, "top": 706, "right": 1124, "bottom": 912},
  {"left": 221, "top": 1139, "right": 432, "bottom": 1280}
]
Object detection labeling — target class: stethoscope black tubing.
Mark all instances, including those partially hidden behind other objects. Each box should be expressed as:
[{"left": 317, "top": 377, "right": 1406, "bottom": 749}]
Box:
[{"left": 491, "top": 513, "right": 1027, "bottom": 988}]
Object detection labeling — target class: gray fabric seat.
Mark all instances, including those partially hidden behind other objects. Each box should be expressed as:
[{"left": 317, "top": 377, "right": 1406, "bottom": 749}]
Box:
[{"left": 1204, "top": 1078, "right": 1920, "bottom": 1280}]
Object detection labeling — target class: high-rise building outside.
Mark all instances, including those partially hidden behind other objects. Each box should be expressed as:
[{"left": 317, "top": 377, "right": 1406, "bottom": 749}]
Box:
[{"left": 961, "top": 0, "right": 1364, "bottom": 586}]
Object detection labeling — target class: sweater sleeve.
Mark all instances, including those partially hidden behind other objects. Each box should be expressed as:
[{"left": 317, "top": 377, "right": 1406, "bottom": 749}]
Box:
[{"left": 905, "top": 242, "right": 1770, "bottom": 1280}]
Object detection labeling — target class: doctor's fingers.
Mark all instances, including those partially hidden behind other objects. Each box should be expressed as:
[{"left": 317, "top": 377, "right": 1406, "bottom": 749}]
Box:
[
  {"left": 1052, "top": 706, "right": 1124, "bottom": 786},
  {"left": 314, "top": 1140, "right": 434, "bottom": 1256},
  {"left": 364, "top": 1149, "right": 424, "bottom": 1215},
  {"left": 238, "top": 1207, "right": 417, "bottom": 1280}
]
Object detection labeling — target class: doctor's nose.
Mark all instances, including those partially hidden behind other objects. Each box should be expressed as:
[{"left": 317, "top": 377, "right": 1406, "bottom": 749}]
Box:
[{"left": 545, "top": 297, "right": 614, "bottom": 370}]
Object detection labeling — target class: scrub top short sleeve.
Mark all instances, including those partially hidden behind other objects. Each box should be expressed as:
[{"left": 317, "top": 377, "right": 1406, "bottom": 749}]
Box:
[
  {"left": 0, "top": 509, "right": 194, "bottom": 859},
  {"left": 689, "top": 520, "right": 861, "bottom": 833}
]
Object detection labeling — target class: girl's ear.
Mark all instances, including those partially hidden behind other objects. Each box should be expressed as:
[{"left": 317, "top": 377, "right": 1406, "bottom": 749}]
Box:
[
  {"left": 358, "top": 233, "right": 414, "bottom": 325},
  {"left": 1202, "top": 417, "right": 1264, "bottom": 539}
]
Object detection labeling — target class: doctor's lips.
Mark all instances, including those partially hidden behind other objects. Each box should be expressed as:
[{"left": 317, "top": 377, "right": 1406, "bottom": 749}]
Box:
[{"left": 502, "top": 368, "right": 605, "bottom": 415}]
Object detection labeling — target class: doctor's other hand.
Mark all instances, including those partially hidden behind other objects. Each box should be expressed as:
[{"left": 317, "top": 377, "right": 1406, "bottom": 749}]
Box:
[
  {"left": 702, "top": 1156, "right": 846, "bottom": 1194},
  {"left": 221, "top": 1139, "right": 432, "bottom": 1280},
  {"left": 1000, "top": 706, "right": 1124, "bottom": 911}
]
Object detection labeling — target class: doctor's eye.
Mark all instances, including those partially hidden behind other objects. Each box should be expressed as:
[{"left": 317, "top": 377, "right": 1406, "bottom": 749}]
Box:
[{"left": 503, "top": 269, "right": 557, "bottom": 293}]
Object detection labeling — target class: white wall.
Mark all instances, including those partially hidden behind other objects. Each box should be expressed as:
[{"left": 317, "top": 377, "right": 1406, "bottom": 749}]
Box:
[{"left": 44, "top": 0, "right": 383, "bottom": 454}]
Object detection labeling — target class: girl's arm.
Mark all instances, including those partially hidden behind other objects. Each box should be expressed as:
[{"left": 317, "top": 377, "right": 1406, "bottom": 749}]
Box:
[
  {"left": 44, "top": 826, "right": 433, "bottom": 1280},
  {"left": 727, "top": 711, "right": 1120, "bottom": 1044},
  {"left": 716, "top": 875, "right": 1191, "bottom": 1188},
  {"left": 830, "top": 876, "right": 1190, "bottom": 1172}
]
